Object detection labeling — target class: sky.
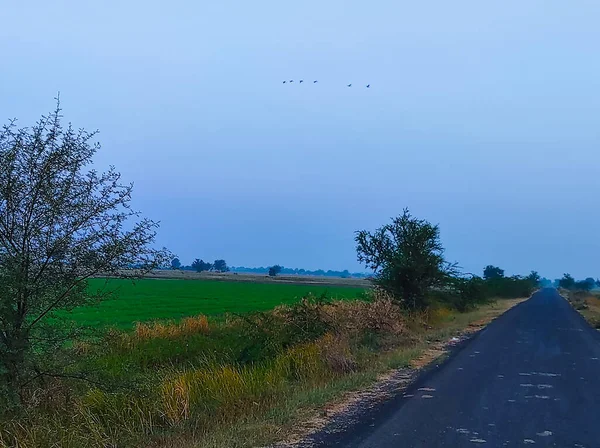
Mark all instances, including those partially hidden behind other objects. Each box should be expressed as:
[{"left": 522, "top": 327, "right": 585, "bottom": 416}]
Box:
[{"left": 1, "top": 0, "right": 599, "bottom": 279}]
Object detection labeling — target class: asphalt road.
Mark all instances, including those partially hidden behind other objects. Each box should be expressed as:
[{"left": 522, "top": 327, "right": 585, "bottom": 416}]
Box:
[{"left": 313, "top": 289, "right": 600, "bottom": 447}]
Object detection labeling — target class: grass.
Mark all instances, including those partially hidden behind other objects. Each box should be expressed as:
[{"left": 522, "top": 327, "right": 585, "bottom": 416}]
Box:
[
  {"left": 563, "top": 289, "right": 600, "bottom": 329},
  {"left": 65, "top": 278, "right": 365, "bottom": 329},
  {"left": 1, "top": 293, "right": 527, "bottom": 448}
]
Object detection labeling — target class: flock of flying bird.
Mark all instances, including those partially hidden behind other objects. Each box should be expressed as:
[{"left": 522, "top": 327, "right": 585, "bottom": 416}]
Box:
[{"left": 283, "top": 80, "right": 370, "bottom": 88}]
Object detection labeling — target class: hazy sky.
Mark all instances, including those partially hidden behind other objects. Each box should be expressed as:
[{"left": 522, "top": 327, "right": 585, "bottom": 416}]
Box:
[{"left": 2, "top": 1, "right": 599, "bottom": 279}]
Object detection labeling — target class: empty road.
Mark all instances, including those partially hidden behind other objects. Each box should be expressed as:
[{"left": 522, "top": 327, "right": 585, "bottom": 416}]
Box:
[{"left": 311, "top": 289, "right": 600, "bottom": 447}]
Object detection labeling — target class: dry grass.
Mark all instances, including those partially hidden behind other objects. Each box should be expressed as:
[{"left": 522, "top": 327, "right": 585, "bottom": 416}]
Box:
[
  {"left": 0, "top": 296, "right": 528, "bottom": 448},
  {"left": 135, "top": 315, "right": 210, "bottom": 340},
  {"left": 565, "top": 290, "right": 600, "bottom": 328}
]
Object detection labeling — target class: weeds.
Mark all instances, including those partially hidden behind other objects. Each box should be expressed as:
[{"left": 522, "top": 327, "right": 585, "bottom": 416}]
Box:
[{"left": 0, "top": 292, "right": 522, "bottom": 448}]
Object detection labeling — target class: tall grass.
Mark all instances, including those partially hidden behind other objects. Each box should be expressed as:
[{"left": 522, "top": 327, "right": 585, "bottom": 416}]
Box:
[{"left": 0, "top": 291, "right": 520, "bottom": 448}]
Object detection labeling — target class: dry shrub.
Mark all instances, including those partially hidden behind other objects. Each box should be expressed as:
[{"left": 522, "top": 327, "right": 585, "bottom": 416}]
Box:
[
  {"left": 134, "top": 315, "right": 209, "bottom": 341},
  {"left": 317, "top": 333, "right": 357, "bottom": 374},
  {"left": 323, "top": 294, "right": 407, "bottom": 339}
]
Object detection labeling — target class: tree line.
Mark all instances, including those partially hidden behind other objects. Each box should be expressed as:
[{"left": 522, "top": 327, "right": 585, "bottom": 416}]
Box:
[
  {"left": 170, "top": 258, "right": 229, "bottom": 272},
  {"left": 169, "top": 259, "right": 368, "bottom": 278}
]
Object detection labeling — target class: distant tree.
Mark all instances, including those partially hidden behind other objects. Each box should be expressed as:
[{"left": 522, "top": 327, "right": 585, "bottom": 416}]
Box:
[
  {"left": 539, "top": 277, "right": 553, "bottom": 288},
  {"left": 526, "top": 271, "right": 541, "bottom": 287},
  {"left": 170, "top": 258, "right": 181, "bottom": 270},
  {"left": 558, "top": 273, "right": 576, "bottom": 290},
  {"left": 0, "top": 102, "right": 171, "bottom": 404},
  {"left": 213, "top": 259, "right": 229, "bottom": 272},
  {"left": 584, "top": 277, "right": 596, "bottom": 290},
  {"left": 268, "top": 265, "right": 282, "bottom": 277},
  {"left": 575, "top": 280, "right": 593, "bottom": 291},
  {"left": 483, "top": 265, "right": 505, "bottom": 280},
  {"left": 191, "top": 258, "right": 212, "bottom": 272},
  {"left": 341, "top": 269, "right": 350, "bottom": 278},
  {"left": 356, "top": 208, "right": 457, "bottom": 309}
]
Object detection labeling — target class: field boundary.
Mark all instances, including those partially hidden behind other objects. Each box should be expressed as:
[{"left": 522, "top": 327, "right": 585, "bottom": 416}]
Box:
[{"left": 101, "top": 270, "right": 372, "bottom": 288}]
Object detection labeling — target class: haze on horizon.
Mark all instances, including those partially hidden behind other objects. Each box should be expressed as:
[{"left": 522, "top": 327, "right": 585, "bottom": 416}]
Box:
[{"left": 1, "top": 0, "right": 599, "bottom": 280}]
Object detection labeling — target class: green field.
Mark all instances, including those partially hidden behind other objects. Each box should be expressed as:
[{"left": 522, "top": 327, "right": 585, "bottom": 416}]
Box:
[{"left": 66, "top": 278, "right": 367, "bottom": 329}]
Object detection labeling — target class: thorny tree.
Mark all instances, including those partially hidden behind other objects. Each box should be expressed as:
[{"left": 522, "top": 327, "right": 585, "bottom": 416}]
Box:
[
  {"left": 355, "top": 208, "right": 456, "bottom": 309},
  {"left": 0, "top": 101, "right": 171, "bottom": 404}
]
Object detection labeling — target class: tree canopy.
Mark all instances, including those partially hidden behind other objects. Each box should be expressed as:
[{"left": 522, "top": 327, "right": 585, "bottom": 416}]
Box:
[
  {"left": 483, "top": 265, "right": 505, "bottom": 280},
  {"left": 355, "top": 208, "right": 456, "bottom": 309},
  {"left": 0, "top": 102, "right": 170, "bottom": 404},
  {"left": 268, "top": 265, "right": 282, "bottom": 277}
]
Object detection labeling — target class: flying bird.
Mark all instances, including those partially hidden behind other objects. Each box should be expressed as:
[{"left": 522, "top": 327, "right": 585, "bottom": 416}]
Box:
[
  {"left": 283, "top": 81, "right": 286, "bottom": 84},
  {"left": 299, "top": 80, "right": 304, "bottom": 83},
  {"left": 347, "top": 84, "right": 352, "bottom": 87},
  {"left": 313, "top": 80, "right": 318, "bottom": 83},
  {"left": 290, "top": 80, "right": 294, "bottom": 83},
  {"left": 366, "top": 84, "right": 370, "bottom": 88}
]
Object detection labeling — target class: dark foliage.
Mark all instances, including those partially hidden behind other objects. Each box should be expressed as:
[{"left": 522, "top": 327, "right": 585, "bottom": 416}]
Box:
[
  {"left": 191, "top": 259, "right": 213, "bottom": 272},
  {"left": 483, "top": 265, "right": 505, "bottom": 280},
  {"left": 268, "top": 265, "right": 282, "bottom": 277},
  {"left": 558, "top": 273, "right": 576, "bottom": 290},
  {"left": 355, "top": 208, "right": 457, "bottom": 309},
  {"left": 213, "top": 259, "right": 229, "bottom": 272}
]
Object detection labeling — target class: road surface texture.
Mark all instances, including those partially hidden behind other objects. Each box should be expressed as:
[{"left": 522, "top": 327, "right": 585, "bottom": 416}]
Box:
[{"left": 310, "top": 289, "right": 600, "bottom": 447}]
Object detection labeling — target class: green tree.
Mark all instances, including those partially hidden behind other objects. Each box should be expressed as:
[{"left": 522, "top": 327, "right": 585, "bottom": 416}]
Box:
[
  {"left": 483, "top": 265, "right": 505, "bottom": 280},
  {"left": 170, "top": 258, "right": 181, "bottom": 269},
  {"left": 213, "top": 259, "right": 229, "bottom": 272},
  {"left": 584, "top": 277, "right": 596, "bottom": 289},
  {"left": 191, "top": 258, "right": 212, "bottom": 272},
  {"left": 526, "top": 271, "right": 541, "bottom": 286},
  {"left": 575, "top": 280, "right": 593, "bottom": 291},
  {"left": 268, "top": 265, "right": 282, "bottom": 277},
  {"left": 0, "top": 103, "right": 171, "bottom": 404},
  {"left": 558, "top": 273, "right": 576, "bottom": 290},
  {"left": 355, "top": 208, "right": 456, "bottom": 309}
]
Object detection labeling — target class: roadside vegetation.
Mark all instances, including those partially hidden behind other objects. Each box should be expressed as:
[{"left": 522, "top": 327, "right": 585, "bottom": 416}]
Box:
[
  {"left": 0, "top": 104, "right": 538, "bottom": 447},
  {"left": 559, "top": 273, "right": 600, "bottom": 329}
]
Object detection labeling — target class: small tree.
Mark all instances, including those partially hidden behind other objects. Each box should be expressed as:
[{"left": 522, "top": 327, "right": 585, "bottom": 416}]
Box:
[
  {"left": 483, "top": 265, "right": 505, "bottom": 280},
  {"left": 170, "top": 258, "right": 181, "bottom": 269},
  {"left": 268, "top": 265, "right": 282, "bottom": 277},
  {"left": 0, "top": 102, "right": 171, "bottom": 404},
  {"left": 191, "top": 258, "right": 212, "bottom": 272},
  {"left": 355, "top": 208, "right": 456, "bottom": 309},
  {"left": 213, "top": 259, "right": 229, "bottom": 272},
  {"left": 558, "top": 273, "right": 576, "bottom": 290}
]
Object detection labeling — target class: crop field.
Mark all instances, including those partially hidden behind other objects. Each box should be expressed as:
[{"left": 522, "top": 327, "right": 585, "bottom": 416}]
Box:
[{"left": 65, "top": 278, "right": 367, "bottom": 329}]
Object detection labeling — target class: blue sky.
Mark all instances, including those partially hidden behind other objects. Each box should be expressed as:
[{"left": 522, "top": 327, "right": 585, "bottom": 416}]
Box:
[{"left": 2, "top": 0, "right": 599, "bottom": 279}]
